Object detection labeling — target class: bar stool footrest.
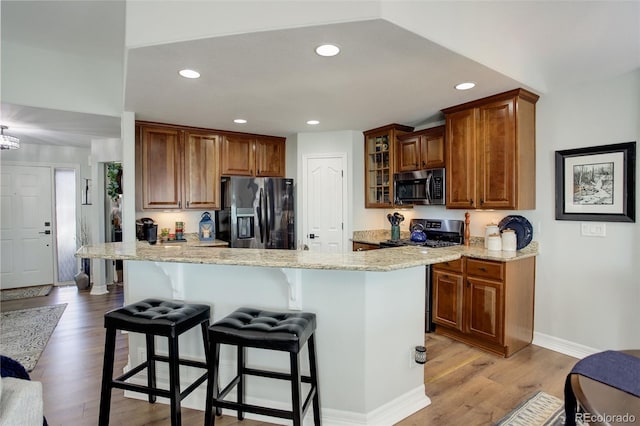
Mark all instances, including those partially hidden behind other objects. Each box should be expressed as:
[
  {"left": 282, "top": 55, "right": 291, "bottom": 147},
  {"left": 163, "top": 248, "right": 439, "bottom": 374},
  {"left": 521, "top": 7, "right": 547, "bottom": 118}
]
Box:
[
  {"left": 243, "top": 367, "right": 313, "bottom": 383},
  {"left": 214, "top": 399, "right": 295, "bottom": 420}
]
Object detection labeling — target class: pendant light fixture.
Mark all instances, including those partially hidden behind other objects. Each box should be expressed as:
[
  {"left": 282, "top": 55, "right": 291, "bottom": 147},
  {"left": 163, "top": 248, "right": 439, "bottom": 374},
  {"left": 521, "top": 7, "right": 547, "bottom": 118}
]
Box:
[{"left": 0, "top": 126, "right": 20, "bottom": 150}]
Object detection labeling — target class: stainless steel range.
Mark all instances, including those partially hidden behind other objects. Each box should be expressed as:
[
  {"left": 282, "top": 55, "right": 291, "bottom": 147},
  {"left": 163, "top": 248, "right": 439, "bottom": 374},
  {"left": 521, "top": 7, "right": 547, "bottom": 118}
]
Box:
[
  {"left": 379, "top": 218, "right": 464, "bottom": 248},
  {"left": 379, "top": 218, "right": 465, "bottom": 333}
]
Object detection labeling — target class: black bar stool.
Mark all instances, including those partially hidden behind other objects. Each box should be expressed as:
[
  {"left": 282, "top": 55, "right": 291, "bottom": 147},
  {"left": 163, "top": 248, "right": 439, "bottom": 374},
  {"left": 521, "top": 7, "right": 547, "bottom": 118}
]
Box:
[
  {"left": 99, "top": 298, "right": 211, "bottom": 426},
  {"left": 204, "top": 307, "right": 321, "bottom": 426}
]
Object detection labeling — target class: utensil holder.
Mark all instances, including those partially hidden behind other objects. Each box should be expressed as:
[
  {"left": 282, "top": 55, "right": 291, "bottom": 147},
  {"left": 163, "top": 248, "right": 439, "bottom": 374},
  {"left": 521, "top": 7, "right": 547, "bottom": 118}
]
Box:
[{"left": 391, "top": 225, "right": 400, "bottom": 241}]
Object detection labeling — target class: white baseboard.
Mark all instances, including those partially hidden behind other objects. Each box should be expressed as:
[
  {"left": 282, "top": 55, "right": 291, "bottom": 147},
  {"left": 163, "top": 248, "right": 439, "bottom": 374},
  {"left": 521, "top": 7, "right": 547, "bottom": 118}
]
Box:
[
  {"left": 359, "top": 385, "right": 431, "bottom": 426},
  {"left": 533, "top": 332, "right": 600, "bottom": 359},
  {"left": 125, "top": 381, "right": 430, "bottom": 426}
]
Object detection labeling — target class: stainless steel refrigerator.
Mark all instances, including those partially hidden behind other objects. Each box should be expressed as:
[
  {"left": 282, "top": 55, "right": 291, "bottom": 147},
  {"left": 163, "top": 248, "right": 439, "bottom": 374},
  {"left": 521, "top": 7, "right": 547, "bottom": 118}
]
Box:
[{"left": 216, "top": 176, "right": 295, "bottom": 249}]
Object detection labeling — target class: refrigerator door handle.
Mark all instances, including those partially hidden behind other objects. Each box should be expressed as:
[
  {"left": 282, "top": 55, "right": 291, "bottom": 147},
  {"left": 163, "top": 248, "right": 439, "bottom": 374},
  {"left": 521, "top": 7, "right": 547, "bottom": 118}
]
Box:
[
  {"left": 265, "top": 185, "right": 271, "bottom": 246},
  {"left": 258, "top": 187, "right": 265, "bottom": 244}
]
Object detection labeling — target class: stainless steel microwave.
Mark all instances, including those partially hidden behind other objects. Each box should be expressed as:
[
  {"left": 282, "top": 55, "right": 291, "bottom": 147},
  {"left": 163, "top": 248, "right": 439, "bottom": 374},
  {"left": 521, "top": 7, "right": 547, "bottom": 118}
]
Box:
[{"left": 394, "top": 168, "right": 445, "bottom": 205}]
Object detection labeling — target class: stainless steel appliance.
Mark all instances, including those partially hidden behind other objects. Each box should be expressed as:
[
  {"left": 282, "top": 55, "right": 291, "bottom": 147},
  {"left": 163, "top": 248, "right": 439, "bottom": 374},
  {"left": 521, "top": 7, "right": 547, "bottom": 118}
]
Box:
[
  {"left": 379, "top": 218, "right": 465, "bottom": 332},
  {"left": 216, "top": 176, "right": 295, "bottom": 249},
  {"left": 379, "top": 218, "right": 464, "bottom": 248},
  {"left": 394, "top": 168, "right": 445, "bottom": 206}
]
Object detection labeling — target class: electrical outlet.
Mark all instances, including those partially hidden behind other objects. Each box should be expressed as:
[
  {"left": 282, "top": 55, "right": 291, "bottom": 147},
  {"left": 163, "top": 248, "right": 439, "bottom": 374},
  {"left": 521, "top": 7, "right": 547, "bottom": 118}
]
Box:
[{"left": 581, "top": 222, "right": 606, "bottom": 237}]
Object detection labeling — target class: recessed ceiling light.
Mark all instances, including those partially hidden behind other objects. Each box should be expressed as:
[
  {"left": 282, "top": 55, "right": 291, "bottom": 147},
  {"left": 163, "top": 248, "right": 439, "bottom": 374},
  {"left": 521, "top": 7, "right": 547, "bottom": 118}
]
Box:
[
  {"left": 315, "top": 44, "right": 340, "bottom": 57},
  {"left": 455, "top": 82, "right": 476, "bottom": 90},
  {"left": 306, "top": 120, "right": 320, "bottom": 125},
  {"left": 179, "top": 69, "right": 200, "bottom": 79},
  {"left": 233, "top": 119, "right": 247, "bottom": 124}
]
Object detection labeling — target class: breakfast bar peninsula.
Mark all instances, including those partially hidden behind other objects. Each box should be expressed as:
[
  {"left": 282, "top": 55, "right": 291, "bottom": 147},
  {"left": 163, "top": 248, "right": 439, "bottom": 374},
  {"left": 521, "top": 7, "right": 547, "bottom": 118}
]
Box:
[{"left": 78, "top": 241, "right": 537, "bottom": 425}]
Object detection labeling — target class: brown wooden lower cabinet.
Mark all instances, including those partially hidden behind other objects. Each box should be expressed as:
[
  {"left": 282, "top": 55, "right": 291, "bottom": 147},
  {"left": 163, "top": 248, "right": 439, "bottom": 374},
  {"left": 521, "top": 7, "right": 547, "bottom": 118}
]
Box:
[
  {"left": 352, "top": 242, "right": 380, "bottom": 251},
  {"left": 432, "top": 256, "right": 535, "bottom": 357}
]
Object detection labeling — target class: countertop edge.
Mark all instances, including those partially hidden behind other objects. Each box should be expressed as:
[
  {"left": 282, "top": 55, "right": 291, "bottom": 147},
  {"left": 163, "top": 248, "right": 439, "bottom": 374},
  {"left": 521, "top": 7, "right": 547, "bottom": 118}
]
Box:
[{"left": 76, "top": 241, "right": 537, "bottom": 272}]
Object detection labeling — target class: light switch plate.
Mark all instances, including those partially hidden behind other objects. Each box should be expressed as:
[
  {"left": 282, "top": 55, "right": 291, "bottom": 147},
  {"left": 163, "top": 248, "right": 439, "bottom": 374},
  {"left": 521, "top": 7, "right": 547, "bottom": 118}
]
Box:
[{"left": 581, "top": 222, "right": 606, "bottom": 237}]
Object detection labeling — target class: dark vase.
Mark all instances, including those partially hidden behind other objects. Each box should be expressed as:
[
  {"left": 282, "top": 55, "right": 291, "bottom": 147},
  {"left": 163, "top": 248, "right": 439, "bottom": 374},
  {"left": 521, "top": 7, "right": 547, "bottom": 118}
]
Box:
[
  {"left": 74, "top": 258, "right": 91, "bottom": 290},
  {"left": 74, "top": 271, "right": 90, "bottom": 290},
  {"left": 81, "top": 258, "right": 90, "bottom": 275}
]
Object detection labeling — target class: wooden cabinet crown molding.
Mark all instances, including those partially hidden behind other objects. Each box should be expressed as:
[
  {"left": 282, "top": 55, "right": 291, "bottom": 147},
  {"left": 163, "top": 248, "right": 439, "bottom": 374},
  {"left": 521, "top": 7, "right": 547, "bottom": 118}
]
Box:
[{"left": 441, "top": 88, "right": 540, "bottom": 115}]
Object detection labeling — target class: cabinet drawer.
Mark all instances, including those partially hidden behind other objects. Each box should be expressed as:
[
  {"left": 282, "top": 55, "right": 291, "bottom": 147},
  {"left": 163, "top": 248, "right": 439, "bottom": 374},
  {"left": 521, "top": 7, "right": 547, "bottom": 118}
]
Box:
[
  {"left": 353, "top": 242, "right": 379, "bottom": 251},
  {"left": 466, "top": 258, "right": 503, "bottom": 280},
  {"left": 433, "top": 258, "right": 463, "bottom": 273}
]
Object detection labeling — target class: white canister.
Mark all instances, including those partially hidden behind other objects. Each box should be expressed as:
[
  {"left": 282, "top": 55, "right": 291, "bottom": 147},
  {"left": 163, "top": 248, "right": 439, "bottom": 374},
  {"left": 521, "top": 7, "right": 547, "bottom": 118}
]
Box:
[
  {"left": 501, "top": 229, "right": 517, "bottom": 251},
  {"left": 487, "top": 233, "right": 502, "bottom": 251},
  {"left": 485, "top": 224, "right": 500, "bottom": 248}
]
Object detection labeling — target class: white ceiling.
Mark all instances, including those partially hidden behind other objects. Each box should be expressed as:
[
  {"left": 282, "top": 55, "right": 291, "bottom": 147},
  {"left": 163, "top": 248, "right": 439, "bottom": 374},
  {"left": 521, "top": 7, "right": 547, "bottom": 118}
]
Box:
[
  {"left": 125, "top": 19, "right": 524, "bottom": 136},
  {"left": 1, "top": 1, "right": 639, "bottom": 147}
]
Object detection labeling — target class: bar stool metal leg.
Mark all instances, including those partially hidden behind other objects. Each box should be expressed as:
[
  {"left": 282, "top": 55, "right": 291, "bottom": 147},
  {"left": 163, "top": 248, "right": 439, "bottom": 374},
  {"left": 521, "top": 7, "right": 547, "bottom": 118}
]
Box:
[
  {"left": 290, "top": 351, "right": 303, "bottom": 426},
  {"left": 308, "top": 335, "right": 321, "bottom": 425},
  {"left": 204, "top": 342, "right": 221, "bottom": 426},
  {"left": 237, "top": 346, "right": 245, "bottom": 420},
  {"left": 168, "top": 333, "right": 181, "bottom": 426},
  {"left": 98, "top": 327, "right": 117, "bottom": 426},
  {"left": 146, "top": 334, "right": 157, "bottom": 403}
]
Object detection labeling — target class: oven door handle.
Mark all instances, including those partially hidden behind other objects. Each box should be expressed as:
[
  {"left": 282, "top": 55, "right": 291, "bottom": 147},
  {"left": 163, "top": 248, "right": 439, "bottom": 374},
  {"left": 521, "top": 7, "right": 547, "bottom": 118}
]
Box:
[{"left": 426, "top": 173, "right": 433, "bottom": 203}]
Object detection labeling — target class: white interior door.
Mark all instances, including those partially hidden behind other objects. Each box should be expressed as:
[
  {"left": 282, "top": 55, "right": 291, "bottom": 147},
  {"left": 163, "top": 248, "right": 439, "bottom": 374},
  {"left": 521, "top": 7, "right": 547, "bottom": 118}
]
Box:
[
  {"left": 0, "top": 165, "right": 54, "bottom": 289},
  {"left": 303, "top": 154, "right": 346, "bottom": 252}
]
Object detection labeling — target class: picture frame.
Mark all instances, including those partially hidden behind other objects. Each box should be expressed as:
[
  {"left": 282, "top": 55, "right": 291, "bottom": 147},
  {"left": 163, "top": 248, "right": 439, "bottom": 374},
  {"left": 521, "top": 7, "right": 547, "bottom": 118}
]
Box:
[{"left": 555, "top": 141, "right": 636, "bottom": 222}]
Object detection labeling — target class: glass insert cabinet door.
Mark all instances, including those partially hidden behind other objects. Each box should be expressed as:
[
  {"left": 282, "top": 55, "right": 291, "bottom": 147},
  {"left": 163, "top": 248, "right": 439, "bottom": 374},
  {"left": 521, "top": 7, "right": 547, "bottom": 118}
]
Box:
[
  {"left": 363, "top": 124, "right": 414, "bottom": 208},
  {"left": 367, "top": 134, "right": 391, "bottom": 205}
]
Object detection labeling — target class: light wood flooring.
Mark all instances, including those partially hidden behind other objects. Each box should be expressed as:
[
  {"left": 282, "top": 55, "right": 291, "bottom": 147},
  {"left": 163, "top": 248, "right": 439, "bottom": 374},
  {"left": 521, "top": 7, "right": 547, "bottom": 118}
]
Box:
[{"left": 1, "top": 284, "right": 578, "bottom": 425}]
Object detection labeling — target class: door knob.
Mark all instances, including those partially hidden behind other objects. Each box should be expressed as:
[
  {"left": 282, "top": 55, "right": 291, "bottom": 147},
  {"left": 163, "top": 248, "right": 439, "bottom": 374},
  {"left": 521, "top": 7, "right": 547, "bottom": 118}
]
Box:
[{"left": 309, "top": 234, "right": 319, "bottom": 239}]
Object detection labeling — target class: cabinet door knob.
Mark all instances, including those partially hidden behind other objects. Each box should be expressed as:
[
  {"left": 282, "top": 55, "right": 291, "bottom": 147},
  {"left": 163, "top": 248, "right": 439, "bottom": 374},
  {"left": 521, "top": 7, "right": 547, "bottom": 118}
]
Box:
[
  {"left": 479, "top": 267, "right": 488, "bottom": 272},
  {"left": 470, "top": 199, "right": 474, "bottom": 206},
  {"left": 467, "top": 280, "right": 471, "bottom": 288},
  {"left": 480, "top": 198, "right": 484, "bottom": 205}
]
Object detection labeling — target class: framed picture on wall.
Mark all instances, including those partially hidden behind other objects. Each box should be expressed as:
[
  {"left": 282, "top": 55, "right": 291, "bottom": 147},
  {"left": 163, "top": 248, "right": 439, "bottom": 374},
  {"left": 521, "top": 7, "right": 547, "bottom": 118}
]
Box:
[{"left": 555, "top": 141, "right": 636, "bottom": 222}]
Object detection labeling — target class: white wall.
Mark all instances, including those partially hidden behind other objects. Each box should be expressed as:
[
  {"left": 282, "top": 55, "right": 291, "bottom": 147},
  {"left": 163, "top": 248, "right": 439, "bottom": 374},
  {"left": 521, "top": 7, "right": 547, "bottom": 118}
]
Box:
[
  {"left": 529, "top": 69, "right": 640, "bottom": 350},
  {"left": 1, "top": 41, "right": 123, "bottom": 117}
]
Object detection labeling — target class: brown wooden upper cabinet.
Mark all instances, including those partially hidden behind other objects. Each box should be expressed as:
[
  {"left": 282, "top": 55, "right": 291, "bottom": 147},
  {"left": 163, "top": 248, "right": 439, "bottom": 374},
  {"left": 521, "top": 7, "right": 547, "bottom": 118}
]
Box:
[
  {"left": 396, "top": 125, "right": 445, "bottom": 172},
  {"left": 363, "top": 123, "right": 414, "bottom": 208},
  {"left": 136, "top": 123, "right": 221, "bottom": 210},
  {"left": 221, "top": 134, "right": 286, "bottom": 177},
  {"left": 183, "top": 131, "right": 221, "bottom": 210},
  {"left": 442, "top": 88, "right": 539, "bottom": 210}
]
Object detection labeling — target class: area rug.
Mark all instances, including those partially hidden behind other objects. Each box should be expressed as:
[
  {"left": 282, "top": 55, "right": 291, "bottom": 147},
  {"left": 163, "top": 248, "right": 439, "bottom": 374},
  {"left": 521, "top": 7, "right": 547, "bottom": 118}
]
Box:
[
  {"left": 495, "top": 391, "right": 566, "bottom": 426},
  {"left": 0, "top": 284, "right": 53, "bottom": 301},
  {"left": 0, "top": 303, "right": 67, "bottom": 371}
]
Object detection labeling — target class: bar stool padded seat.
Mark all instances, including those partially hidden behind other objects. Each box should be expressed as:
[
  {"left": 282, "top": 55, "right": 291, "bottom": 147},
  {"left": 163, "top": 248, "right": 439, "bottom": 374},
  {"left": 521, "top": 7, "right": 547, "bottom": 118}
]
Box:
[
  {"left": 209, "top": 307, "right": 316, "bottom": 351},
  {"left": 105, "top": 299, "right": 211, "bottom": 335}
]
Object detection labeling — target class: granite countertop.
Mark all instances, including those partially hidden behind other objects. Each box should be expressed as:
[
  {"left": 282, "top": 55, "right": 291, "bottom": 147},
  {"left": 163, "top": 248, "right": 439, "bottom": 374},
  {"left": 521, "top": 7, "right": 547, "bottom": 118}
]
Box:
[
  {"left": 162, "top": 233, "right": 229, "bottom": 247},
  {"left": 77, "top": 235, "right": 537, "bottom": 272}
]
